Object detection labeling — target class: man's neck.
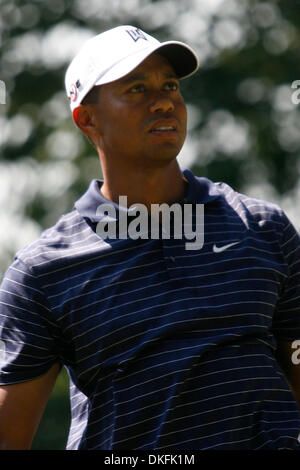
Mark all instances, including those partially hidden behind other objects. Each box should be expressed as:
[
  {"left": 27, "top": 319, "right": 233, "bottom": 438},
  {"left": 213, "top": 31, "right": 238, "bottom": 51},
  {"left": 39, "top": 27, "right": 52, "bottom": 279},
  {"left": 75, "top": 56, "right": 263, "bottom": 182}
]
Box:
[{"left": 100, "top": 160, "right": 187, "bottom": 210}]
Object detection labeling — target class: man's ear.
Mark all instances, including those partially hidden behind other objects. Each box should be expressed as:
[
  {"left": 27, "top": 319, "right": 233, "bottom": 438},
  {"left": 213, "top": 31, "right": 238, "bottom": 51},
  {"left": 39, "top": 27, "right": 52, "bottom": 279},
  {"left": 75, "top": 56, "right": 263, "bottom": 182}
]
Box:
[{"left": 72, "top": 105, "right": 99, "bottom": 138}]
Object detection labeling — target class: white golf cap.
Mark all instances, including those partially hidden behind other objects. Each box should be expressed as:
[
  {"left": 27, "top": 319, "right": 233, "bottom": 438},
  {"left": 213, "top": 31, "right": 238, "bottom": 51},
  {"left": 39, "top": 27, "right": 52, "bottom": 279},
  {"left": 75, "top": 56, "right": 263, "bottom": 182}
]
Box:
[{"left": 65, "top": 25, "right": 199, "bottom": 111}]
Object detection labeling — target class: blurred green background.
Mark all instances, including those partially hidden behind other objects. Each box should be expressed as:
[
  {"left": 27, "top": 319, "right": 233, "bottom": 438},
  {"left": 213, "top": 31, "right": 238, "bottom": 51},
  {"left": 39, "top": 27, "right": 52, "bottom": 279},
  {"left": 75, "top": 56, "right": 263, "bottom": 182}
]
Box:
[{"left": 1, "top": 0, "right": 300, "bottom": 449}]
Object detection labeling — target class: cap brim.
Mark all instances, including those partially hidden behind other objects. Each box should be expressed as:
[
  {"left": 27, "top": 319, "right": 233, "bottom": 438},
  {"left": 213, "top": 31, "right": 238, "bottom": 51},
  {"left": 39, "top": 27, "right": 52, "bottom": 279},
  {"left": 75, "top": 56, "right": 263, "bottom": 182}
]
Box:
[{"left": 94, "top": 40, "right": 199, "bottom": 88}]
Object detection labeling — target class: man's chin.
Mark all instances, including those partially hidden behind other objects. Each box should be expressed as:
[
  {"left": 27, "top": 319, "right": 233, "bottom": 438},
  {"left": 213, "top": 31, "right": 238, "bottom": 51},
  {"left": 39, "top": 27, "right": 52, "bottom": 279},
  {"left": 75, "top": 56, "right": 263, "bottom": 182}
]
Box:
[
  {"left": 148, "top": 143, "right": 184, "bottom": 162},
  {"left": 145, "top": 151, "right": 181, "bottom": 167}
]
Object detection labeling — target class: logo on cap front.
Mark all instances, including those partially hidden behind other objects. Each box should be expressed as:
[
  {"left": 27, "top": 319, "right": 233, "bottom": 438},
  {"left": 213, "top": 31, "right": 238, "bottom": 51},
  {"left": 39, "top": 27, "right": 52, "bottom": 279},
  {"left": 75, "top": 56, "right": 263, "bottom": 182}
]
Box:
[
  {"left": 126, "top": 28, "right": 148, "bottom": 42},
  {"left": 69, "top": 83, "right": 78, "bottom": 102}
]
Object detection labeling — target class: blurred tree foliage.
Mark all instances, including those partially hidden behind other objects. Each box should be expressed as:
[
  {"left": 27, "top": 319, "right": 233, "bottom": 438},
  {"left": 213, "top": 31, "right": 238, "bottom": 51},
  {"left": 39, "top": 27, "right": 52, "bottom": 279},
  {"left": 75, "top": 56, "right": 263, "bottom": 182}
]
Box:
[{"left": 1, "top": 0, "right": 300, "bottom": 450}]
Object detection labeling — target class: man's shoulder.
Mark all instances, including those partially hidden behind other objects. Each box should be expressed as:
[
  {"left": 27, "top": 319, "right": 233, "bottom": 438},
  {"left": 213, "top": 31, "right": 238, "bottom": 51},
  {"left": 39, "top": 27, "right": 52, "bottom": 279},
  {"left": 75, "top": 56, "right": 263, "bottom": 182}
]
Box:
[
  {"left": 184, "top": 169, "right": 286, "bottom": 228},
  {"left": 15, "top": 208, "right": 91, "bottom": 272},
  {"left": 213, "top": 180, "right": 284, "bottom": 221}
]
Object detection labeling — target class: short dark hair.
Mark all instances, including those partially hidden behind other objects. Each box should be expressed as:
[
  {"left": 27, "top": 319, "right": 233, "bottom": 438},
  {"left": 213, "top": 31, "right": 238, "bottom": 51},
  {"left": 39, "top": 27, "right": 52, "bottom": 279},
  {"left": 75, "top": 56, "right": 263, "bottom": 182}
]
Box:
[{"left": 81, "top": 85, "right": 101, "bottom": 105}]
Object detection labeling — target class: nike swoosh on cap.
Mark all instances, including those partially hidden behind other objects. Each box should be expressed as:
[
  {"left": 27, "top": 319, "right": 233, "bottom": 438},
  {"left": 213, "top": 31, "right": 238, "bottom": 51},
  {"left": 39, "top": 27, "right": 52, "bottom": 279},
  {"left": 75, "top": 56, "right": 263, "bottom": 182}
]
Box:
[{"left": 213, "top": 241, "right": 241, "bottom": 253}]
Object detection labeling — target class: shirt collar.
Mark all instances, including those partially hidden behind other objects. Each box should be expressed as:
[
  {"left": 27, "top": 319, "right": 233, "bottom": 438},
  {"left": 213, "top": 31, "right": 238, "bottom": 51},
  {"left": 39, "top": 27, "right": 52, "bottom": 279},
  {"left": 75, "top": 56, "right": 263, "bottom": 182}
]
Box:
[
  {"left": 75, "top": 168, "right": 221, "bottom": 222},
  {"left": 182, "top": 168, "right": 222, "bottom": 204}
]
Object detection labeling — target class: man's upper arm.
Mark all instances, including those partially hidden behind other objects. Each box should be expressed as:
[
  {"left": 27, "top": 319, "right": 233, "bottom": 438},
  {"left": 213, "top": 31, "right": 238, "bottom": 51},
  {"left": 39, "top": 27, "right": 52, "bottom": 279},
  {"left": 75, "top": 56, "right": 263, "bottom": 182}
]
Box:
[
  {"left": 0, "top": 362, "right": 60, "bottom": 449},
  {"left": 276, "top": 340, "right": 300, "bottom": 411},
  {"left": 0, "top": 257, "right": 63, "bottom": 448},
  {"left": 272, "top": 211, "right": 300, "bottom": 341},
  {"left": 0, "top": 258, "right": 60, "bottom": 384},
  {"left": 270, "top": 213, "right": 300, "bottom": 409}
]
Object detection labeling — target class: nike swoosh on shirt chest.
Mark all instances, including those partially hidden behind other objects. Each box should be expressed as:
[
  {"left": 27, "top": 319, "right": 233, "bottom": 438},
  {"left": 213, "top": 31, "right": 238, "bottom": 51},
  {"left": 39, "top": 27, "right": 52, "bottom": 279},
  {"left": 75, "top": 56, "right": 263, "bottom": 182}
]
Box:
[{"left": 212, "top": 241, "right": 241, "bottom": 253}]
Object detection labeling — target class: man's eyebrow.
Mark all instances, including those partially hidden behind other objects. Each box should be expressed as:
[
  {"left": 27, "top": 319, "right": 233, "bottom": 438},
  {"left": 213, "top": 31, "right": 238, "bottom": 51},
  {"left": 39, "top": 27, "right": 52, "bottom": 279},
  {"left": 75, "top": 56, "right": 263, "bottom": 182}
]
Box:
[{"left": 119, "top": 72, "right": 178, "bottom": 85}]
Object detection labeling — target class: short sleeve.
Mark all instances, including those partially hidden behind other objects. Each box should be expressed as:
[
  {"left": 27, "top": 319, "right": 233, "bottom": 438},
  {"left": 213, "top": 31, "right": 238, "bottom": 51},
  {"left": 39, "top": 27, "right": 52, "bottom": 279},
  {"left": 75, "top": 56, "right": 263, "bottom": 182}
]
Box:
[
  {"left": 0, "top": 257, "right": 61, "bottom": 385},
  {"left": 272, "top": 211, "right": 300, "bottom": 341}
]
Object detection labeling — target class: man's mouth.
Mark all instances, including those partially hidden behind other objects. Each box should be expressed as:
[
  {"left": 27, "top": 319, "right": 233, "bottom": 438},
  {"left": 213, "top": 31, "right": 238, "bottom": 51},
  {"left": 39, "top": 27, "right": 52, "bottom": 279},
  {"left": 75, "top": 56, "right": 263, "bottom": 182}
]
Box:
[
  {"left": 150, "top": 126, "right": 176, "bottom": 132},
  {"left": 149, "top": 122, "right": 178, "bottom": 134}
]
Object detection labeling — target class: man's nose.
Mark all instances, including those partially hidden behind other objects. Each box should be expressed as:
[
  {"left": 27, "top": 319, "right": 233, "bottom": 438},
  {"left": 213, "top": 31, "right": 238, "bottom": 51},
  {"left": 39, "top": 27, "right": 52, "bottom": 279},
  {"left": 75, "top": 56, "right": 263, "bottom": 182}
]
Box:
[{"left": 149, "top": 95, "right": 175, "bottom": 114}]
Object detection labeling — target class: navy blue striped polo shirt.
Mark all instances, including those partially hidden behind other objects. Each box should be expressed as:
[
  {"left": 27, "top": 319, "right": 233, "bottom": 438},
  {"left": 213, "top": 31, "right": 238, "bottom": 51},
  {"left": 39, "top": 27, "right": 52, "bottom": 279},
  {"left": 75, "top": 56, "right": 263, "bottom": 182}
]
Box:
[{"left": 1, "top": 168, "right": 300, "bottom": 450}]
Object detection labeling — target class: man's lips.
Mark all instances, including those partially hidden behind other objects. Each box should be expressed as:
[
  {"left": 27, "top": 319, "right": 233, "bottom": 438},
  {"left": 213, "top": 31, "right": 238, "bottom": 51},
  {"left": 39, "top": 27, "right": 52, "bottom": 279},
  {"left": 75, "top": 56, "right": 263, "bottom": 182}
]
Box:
[{"left": 148, "top": 120, "right": 178, "bottom": 134}]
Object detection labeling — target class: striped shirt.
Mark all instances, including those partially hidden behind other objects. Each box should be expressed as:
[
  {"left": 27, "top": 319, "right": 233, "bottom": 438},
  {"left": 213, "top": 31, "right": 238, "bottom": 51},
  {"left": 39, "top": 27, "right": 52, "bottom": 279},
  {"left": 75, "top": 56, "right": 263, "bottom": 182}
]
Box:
[{"left": 1, "top": 168, "right": 300, "bottom": 450}]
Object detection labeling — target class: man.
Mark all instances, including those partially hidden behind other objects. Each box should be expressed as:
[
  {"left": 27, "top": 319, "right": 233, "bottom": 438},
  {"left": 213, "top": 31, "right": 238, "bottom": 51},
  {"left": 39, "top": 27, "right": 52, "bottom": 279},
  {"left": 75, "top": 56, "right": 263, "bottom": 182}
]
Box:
[{"left": 0, "top": 25, "right": 300, "bottom": 450}]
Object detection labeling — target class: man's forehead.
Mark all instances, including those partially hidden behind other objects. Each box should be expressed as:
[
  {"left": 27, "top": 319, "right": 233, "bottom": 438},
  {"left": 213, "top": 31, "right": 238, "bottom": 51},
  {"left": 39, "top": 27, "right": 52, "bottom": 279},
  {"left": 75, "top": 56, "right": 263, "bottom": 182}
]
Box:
[{"left": 120, "top": 70, "right": 178, "bottom": 86}]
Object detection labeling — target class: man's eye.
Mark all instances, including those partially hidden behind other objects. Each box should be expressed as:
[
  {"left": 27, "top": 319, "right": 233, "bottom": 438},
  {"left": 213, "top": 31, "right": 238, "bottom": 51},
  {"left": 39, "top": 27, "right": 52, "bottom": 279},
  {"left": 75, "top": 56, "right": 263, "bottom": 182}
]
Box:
[
  {"left": 129, "top": 84, "right": 146, "bottom": 93},
  {"left": 165, "top": 82, "right": 179, "bottom": 91}
]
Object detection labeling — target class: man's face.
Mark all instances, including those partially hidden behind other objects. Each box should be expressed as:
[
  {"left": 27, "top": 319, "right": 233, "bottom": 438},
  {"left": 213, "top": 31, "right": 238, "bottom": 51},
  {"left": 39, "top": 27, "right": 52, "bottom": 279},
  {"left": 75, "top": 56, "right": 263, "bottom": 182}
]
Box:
[{"left": 89, "top": 53, "right": 187, "bottom": 169}]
